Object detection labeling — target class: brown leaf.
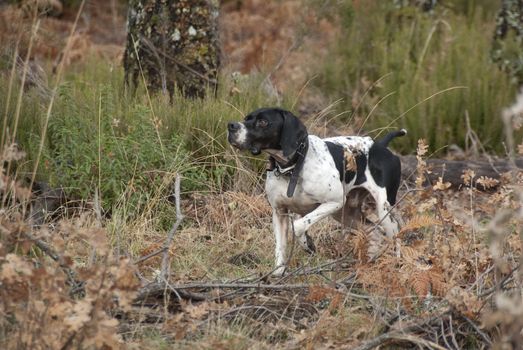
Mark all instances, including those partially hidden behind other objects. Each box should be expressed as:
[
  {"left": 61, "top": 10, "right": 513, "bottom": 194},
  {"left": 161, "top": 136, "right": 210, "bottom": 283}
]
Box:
[
  {"left": 433, "top": 177, "right": 451, "bottom": 191},
  {"left": 461, "top": 169, "right": 476, "bottom": 186},
  {"left": 64, "top": 299, "right": 93, "bottom": 332},
  {"left": 185, "top": 301, "right": 211, "bottom": 320}
]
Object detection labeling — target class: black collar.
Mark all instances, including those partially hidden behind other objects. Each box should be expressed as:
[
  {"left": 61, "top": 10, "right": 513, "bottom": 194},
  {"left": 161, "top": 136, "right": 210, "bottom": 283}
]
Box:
[{"left": 267, "top": 137, "right": 309, "bottom": 198}]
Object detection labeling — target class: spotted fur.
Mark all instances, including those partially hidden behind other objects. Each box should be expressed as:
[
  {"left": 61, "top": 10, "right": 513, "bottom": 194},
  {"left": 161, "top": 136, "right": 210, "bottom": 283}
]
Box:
[{"left": 228, "top": 108, "right": 406, "bottom": 276}]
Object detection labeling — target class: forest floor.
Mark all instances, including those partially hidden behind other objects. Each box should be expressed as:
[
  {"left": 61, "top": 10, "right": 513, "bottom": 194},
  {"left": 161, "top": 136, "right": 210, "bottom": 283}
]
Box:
[{"left": 1, "top": 1, "right": 522, "bottom": 349}]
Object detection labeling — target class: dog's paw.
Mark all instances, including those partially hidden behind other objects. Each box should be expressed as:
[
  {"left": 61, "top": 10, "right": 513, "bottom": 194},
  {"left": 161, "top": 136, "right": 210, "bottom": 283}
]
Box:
[
  {"left": 298, "top": 232, "right": 316, "bottom": 255},
  {"left": 272, "top": 265, "right": 286, "bottom": 277}
]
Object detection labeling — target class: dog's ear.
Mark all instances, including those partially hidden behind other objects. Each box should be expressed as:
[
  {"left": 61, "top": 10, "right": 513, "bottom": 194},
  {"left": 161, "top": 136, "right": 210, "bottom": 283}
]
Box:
[{"left": 280, "top": 110, "right": 307, "bottom": 157}]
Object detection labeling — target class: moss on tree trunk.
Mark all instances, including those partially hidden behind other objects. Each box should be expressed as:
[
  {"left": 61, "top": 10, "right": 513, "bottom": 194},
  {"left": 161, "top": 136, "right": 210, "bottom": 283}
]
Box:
[
  {"left": 123, "top": 0, "right": 220, "bottom": 98},
  {"left": 492, "top": 0, "right": 523, "bottom": 85}
]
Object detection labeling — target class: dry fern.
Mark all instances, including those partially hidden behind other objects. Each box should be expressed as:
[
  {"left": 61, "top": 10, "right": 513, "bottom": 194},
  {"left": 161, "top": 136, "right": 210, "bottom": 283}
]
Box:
[
  {"left": 433, "top": 176, "right": 451, "bottom": 191},
  {"left": 461, "top": 169, "right": 476, "bottom": 186},
  {"left": 398, "top": 215, "right": 441, "bottom": 237},
  {"left": 350, "top": 229, "right": 369, "bottom": 263},
  {"left": 476, "top": 176, "right": 499, "bottom": 190},
  {"left": 415, "top": 139, "right": 429, "bottom": 189}
]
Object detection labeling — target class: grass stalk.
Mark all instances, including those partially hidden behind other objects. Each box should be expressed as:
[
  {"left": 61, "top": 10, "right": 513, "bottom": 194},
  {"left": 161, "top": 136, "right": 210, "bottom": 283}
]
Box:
[{"left": 28, "top": 0, "right": 87, "bottom": 211}]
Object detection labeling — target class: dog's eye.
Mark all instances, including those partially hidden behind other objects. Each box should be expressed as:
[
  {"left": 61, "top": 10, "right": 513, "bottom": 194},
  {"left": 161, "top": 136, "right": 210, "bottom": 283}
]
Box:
[{"left": 257, "top": 119, "right": 268, "bottom": 128}]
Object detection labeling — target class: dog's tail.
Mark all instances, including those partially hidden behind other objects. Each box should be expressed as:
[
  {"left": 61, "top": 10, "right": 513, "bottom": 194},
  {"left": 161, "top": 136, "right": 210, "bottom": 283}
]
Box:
[{"left": 376, "top": 129, "right": 407, "bottom": 148}]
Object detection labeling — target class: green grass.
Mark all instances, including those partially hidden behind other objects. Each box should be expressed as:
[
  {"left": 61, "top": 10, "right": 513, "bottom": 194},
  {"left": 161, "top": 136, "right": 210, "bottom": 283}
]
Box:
[
  {"left": 319, "top": 1, "right": 519, "bottom": 154},
  {"left": 0, "top": 59, "right": 299, "bottom": 220}
]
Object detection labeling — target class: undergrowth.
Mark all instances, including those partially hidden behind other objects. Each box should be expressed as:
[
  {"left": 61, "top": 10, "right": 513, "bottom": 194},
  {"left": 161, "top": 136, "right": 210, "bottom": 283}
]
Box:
[
  {"left": 2, "top": 1, "right": 523, "bottom": 349},
  {"left": 1, "top": 59, "right": 293, "bottom": 221}
]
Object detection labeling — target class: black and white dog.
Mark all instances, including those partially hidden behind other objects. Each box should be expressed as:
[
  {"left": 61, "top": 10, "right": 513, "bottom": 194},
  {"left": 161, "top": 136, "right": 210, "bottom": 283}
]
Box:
[{"left": 228, "top": 108, "right": 405, "bottom": 275}]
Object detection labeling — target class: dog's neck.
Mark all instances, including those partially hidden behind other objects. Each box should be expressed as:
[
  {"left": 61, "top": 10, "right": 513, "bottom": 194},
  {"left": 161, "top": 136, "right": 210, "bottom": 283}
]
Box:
[
  {"left": 264, "top": 149, "right": 291, "bottom": 166},
  {"left": 264, "top": 136, "right": 309, "bottom": 174}
]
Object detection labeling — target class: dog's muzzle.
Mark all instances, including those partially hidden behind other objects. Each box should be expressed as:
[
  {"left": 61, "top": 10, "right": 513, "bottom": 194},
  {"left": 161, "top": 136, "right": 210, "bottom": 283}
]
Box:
[{"left": 227, "top": 121, "right": 256, "bottom": 152}]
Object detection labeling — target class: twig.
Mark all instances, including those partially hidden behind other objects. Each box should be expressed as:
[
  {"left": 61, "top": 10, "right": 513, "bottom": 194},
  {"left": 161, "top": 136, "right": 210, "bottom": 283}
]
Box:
[
  {"left": 448, "top": 314, "right": 460, "bottom": 350},
  {"left": 440, "top": 317, "right": 454, "bottom": 350},
  {"left": 478, "top": 262, "right": 520, "bottom": 297},
  {"left": 218, "top": 305, "right": 308, "bottom": 328},
  {"left": 167, "top": 282, "right": 310, "bottom": 290},
  {"left": 133, "top": 246, "right": 166, "bottom": 265},
  {"left": 350, "top": 309, "right": 451, "bottom": 350},
  {"left": 461, "top": 315, "right": 492, "bottom": 346},
  {"left": 160, "top": 174, "right": 184, "bottom": 280},
  {"left": 356, "top": 333, "right": 448, "bottom": 350},
  {"left": 135, "top": 281, "right": 207, "bottom": 303},
  {"left": 24, "top": 231, "right": 83, "bottom": 295}
]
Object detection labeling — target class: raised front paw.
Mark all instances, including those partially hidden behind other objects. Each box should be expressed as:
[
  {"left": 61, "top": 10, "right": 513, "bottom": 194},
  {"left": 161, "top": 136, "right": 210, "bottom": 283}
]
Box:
[
  {"left": 272, "top": 265, "right": 286, "bottom": 277},
  {"left": 297, "top": 232, "right": 316, "bottom": 255}
]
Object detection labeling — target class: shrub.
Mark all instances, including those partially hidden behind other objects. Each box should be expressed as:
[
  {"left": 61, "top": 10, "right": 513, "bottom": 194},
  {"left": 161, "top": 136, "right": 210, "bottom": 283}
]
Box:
[{"left": 1, "top": 59, "right": 294, "bottom": 219}]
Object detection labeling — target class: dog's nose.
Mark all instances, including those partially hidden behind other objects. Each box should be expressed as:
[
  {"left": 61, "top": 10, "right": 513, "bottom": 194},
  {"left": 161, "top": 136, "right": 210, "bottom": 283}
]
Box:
[{"left": 228, "top": 122, "right": 240, "bottom": 131}]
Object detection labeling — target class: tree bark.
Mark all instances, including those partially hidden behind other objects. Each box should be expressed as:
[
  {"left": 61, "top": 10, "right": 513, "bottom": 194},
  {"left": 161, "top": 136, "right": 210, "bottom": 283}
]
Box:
[
  {"left": 492, "top": 0, "right": 523, "bottom": 85},
  {"left": 123, "top": 0, "right": 220, "bottom": 98}
]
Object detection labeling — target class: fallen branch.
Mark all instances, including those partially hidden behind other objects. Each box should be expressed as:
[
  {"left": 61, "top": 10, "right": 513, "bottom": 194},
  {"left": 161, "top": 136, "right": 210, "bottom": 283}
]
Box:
[
  {"left": 400, "top": 155, "right": 523, "bottom": 190},
  {"left": 24, "top": 231, "right": 84, "bottom": 295},
  {"left": 354, "top": 334, "right": 448, "bottom": 350},
  {"left": 350, "top": 308, "right": 451, "bottom": 350}
]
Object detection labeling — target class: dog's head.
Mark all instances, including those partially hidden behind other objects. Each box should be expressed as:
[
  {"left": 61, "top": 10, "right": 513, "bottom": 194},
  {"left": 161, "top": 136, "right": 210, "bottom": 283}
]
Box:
[{"left": 227, "top": 108, "right": 307, "bottom": 157}]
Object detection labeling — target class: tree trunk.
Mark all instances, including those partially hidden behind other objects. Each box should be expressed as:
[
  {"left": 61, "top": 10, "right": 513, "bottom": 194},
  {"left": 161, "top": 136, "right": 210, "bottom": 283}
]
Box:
[
  {"left": 492, "top": 0, "right": 523, "bottom": 85},
  {"left": 123, "top": 0, "right": 220, "bottom": 99}
]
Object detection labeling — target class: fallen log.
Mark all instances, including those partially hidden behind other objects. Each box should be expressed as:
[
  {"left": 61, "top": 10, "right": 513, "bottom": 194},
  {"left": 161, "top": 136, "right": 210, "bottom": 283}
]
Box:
[{"left": 400, "top": 155, "right": 523, "bottom": 190}]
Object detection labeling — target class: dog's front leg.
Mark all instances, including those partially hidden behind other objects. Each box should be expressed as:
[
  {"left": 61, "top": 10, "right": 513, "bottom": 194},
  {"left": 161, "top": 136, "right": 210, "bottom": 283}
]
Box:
[
  {"left": 272, "top": 208, "right": 288, "bottom": 276},
  {"left": 293, "top": 201, "right": 343, "bottom": 253}
]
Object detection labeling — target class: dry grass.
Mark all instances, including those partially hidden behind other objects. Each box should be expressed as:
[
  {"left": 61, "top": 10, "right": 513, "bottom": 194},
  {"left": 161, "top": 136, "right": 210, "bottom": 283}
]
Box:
[
  {"left": 2, "top": 119, "right": 523, "bottom": 349},
  {"left": 2, "top": 1, "right": 523, "bottom": 349}
]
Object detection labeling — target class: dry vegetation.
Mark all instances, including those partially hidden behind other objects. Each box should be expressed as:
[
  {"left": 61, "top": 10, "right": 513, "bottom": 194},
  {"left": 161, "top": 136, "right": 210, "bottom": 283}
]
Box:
[
  {"left": 3, "top": 128, "right": 523, "bottom": 349},
  {"left": 2, "top": 0, "right": 523, "bottom": 349}
]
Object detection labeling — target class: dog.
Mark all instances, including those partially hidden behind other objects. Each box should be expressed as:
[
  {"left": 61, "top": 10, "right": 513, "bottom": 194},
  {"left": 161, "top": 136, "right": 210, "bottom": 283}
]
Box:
[{"left": 228, "top": 107, "right": 405, "bottom": 275}]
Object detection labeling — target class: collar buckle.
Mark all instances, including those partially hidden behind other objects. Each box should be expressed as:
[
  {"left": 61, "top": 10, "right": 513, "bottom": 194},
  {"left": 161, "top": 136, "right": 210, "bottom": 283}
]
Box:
[{"left": 275, "top": 163, "right": 296, "bottom": 176}]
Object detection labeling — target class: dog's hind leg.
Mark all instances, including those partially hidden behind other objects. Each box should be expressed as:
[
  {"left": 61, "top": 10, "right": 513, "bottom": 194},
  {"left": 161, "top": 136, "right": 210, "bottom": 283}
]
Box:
[
  {"left": 370, "top": 187, "right": 399, "bottom": 238},
  {"left": 332, "top": 188, "right": 371, "bottom": 231}
]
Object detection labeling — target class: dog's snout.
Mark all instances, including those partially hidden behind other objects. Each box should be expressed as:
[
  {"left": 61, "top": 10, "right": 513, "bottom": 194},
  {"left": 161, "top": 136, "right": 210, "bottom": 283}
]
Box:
[{"left": 228, "top": 122, "right": 240, "bottom": 132}]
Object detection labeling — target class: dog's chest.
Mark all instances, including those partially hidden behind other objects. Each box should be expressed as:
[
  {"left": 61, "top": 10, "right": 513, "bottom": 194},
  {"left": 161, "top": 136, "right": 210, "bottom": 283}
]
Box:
[{"left": 265, "top": 136, "right": 347, "bottom": 213}]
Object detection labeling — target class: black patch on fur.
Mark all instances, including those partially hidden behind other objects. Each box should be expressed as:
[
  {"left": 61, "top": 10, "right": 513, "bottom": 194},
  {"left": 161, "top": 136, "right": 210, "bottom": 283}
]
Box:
[
  {"left": 368, "top": 143, "right": 401, "bottom": 205},
  {"left": 279, "top": 110, "right": 308, "bottom": 157},
  {"left": 325, "top": 142, "right": 368, "bottom": 185},
  {"left": 353, "top": 154, "right": 367, "bottom": 185}
]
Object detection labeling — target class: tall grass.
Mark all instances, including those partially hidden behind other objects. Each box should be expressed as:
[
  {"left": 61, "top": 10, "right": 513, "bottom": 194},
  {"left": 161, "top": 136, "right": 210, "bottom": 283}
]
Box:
[
  {"left": 320, "top": 1, "right": 519, "bottom": 154},
  {"left": 0, "top": 58, "right": 295, "bottom": 223}
]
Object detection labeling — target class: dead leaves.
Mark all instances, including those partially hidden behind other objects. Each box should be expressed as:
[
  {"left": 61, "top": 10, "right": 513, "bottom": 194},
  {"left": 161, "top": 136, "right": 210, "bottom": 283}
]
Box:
[
  {"left": 433, "top": 177, "right": 451, "bottom": 191},
  {"left": 398, "top": 215, "right": 441, "bottom": 236},
  {"left": 476, "top": 176, "right": 499, "bottom": 190},
  {"left": 461, "top": 169, "right": 476, "bottom": 186},
  {"left": 0, "top": 212, "right": 139, "bottom": 350},
  {"left": 344, "top": 148, "right": 357, "bottom": 172},
  {"left": 416, "top": 139, "right": 429, "bottom": 189}
]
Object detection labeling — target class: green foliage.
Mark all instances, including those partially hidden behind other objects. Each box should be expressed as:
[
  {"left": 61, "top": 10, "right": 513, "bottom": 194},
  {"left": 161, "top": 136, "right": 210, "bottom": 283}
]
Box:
[
  {"left": 1, "top": 59, "right": 292, "bottom": 218},
  {"left": 320, "top": 1, "right": 519, "bottom": 154},
  {"left": 43, "top": 90, "right": 190, "bottom": 214}
]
